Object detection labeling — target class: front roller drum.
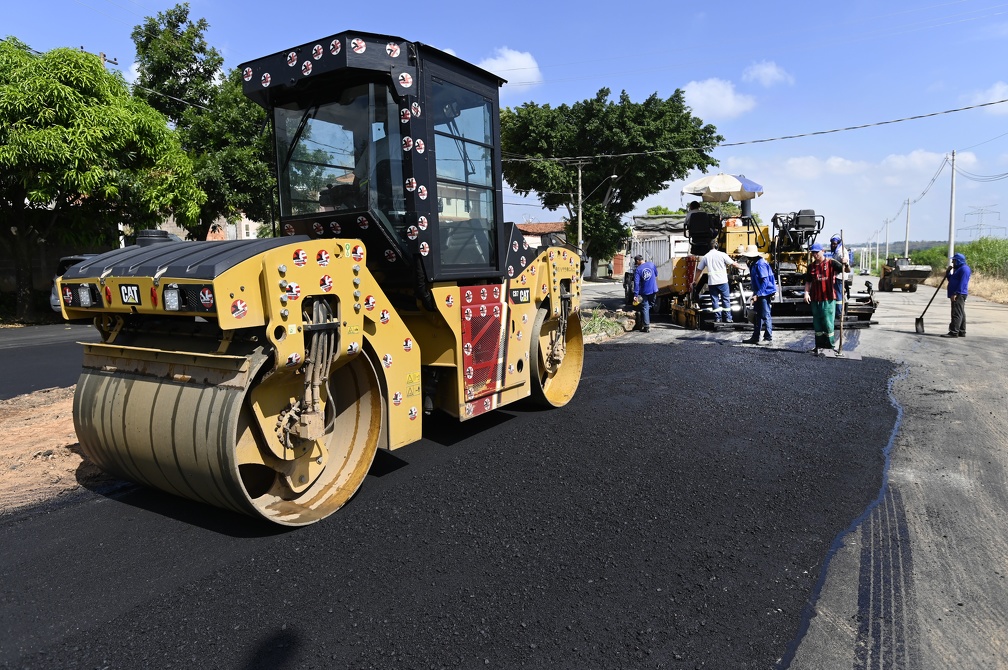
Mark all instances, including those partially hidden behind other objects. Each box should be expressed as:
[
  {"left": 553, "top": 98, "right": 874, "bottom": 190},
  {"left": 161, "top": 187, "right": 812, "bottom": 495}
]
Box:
[
  {"left": 529, "top": 306, "right": 584, "bottom": 407},
  {"left": 74, "top": 353, "right": 382, "bottom": 526}
]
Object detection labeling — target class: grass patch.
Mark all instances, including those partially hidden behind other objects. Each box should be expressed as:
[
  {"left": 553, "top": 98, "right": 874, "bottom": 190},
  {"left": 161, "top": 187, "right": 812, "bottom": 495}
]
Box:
[{"left": 580, "top": 308, "right": 627, "bottom": 337}]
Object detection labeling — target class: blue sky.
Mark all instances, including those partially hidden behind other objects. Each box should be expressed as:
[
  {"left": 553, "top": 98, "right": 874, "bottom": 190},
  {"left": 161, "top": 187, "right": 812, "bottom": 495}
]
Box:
[{"left": 8, "top": 0, "right": 1008, "bottom": 249}]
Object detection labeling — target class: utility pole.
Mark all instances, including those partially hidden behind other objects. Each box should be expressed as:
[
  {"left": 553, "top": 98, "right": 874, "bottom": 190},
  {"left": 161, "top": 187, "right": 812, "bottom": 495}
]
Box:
[
  {"left": 575, "top": 160, "right": 586, "bottom": 252},
  {"left": 904, "top": 199, "right": 911, "bottom": 257},
  {"left": 948, "top": 149, "right": 956, "bottom": 262},
  {"left": 80, "top": 46, "right": 119, "bottom": 67},
  {"left": 884, "top": 217, "right": 890, "bottom": 262}
]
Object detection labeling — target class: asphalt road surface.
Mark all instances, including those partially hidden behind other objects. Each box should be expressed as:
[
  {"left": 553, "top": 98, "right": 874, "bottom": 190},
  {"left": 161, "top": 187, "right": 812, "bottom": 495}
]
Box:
[
  {"left": 0, "top": 323, "right": 98, "bottom": 400},
  {"left": 1, "top": 283, "right": 1006, "bottom": 669}
]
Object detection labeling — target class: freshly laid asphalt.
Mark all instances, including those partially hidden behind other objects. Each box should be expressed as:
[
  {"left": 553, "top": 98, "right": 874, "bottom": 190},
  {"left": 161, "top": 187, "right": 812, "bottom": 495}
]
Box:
[{"left": 0, "top": 306, "right": 896, "bottom": 669}]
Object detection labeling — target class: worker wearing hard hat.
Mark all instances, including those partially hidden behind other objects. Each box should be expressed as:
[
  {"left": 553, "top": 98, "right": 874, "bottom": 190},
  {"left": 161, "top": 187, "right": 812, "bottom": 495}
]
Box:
[
  {"left": 738, "top": 245, "right": 776, "bottom": 345},
  {"left": 804, "top": 243, "right": 845, "bottom": 354},
  {"left": 827, "top": 234, "right": 851, "bottom": 321}
]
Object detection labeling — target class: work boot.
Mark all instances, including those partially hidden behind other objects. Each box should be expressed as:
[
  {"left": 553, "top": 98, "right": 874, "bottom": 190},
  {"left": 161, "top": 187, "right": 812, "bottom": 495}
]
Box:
[
  {"left": 958, "top": 332, "right": 966, "bottom": 337},
  {"left": 941, "top": 332, "right": 958, "bottom": 338},
  {"left": 641, "top": 326, "right": 650, "bottom": 332},
  {"left": 742, "top": 337, "right": 759, "bottom": 344}
]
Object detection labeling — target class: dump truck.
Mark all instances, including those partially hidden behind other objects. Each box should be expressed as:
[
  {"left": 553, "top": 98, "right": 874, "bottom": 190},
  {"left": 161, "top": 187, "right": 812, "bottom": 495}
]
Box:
[
  {"left": 878, "top": 256, "right": 932, "bottom": 292},
  {"left": 58, "top": 30, "right": 584, "bottom": 526}
]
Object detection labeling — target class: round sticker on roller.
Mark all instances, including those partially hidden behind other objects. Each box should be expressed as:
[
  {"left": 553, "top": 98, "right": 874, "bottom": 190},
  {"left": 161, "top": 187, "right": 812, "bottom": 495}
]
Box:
[
  {"left": 286, "top": 282, "right": 301, "bottom": 300},
  {"left": 403, "top": 338, "right": 413, "bottom": 352},
  {"left": 463, "top": 342, "right": 472, "bottom": 356},
  {"left": 411, "top": 102, "right": 421, "bottom": 117},
  {"left": 512, "top": 241, "right": 519, "bottom": 252},
  {"left": 409, "top": 407, "right": 418, "bottom": 420},
  {"left": 329, "top": 221, "right": 342, "bottom": 234},
  {"left": 398, "top": 72, "right": 413, "bottom": 88},
  {"left": 382, "top": 353, "right": 393, "bottom": 369},
  {"left": 520, "top": 255, "right": 527, "bottom": 267},
  {"left": 445, "top": 294, "right": 454, "bottom": 308},
  {"left": 379, "top": 309, "right": 390, "bottom": 324},
  {"left": 199, "top": 288, "right": 214, "bottom": 308},
  {"left": 385, "top": 249, "right": 396, "bottom": 262},
  {"left": 520, "top": 274, "right": 527, "bottom": 285},
  {"left": 351, "top": 38, "right": 366, "bottom": 54},
  {"left": 293, "top": 248, "right": 307, "bottom": 266},
  {"left": 405, "top": 178, "right": 417, "bottom": 192},
  {"left": 319, "top": 275, "right": 332, "bottom": 292},
  {"left": 406, "top": 225, "right": 418, "bottom": 241},
  {"left": 261, "top": 72, "right": 271, "bottom": 87},
  {"left": 312, "top": 44, "right": 323, "bottom": 60},
  {"left": 523, "top": 240, "right": 529, "bottom": 250},
  {"left": 541, "top": 283, "right": 548, "bottom": 294},
  {"left": 417, "top": 216, "right": 428, "bottom": 231},
  {"left": 316, "top": 249, "right": 330, "bottom": 266},
  {"left": 402, "top": 136, "right": 413, "bottom": 151},
  {"left": 507, "top": 265, "right": 514, "bottom": 277},
  {"left": 231, "top": 299, "right": 248, "bottom": 319},
  {"left": 347, "top": 341, "right": 360, "bottom": 354},
  {"left": 283, "top": 223, "right": 295, "bottom": 236},
  {"left": 464, "top": 308, "right": 472, "bottom": 322},
  {"left": 286, "top": 352, "right": 301, "bottom": 367},
  {"left": 287, "top": 52, "right": 298, "bottom": 67},
  {"left": 484, "top": 398, "right": 492, "bottom": 411},
  {"left": 562, "top": 250, "right": 568, "bottom": 259},
  {"left": 386, "top": 42, "right": 400, "bottom": 57},
  {"left": 330, "top": 39, "right": 341, "bottom": 55},
  {"left": 493, "top": 305, "right": 501, "bottom": 318},
  {"left": 301, "top": 61, "right": 312, "bottom": 76},
  {"left": 351, "top": 245, "right": 364, "bottom": 261},
  {"left": 529, "top": 266, "right": 537, "bottom": 276},
  {"left": 400, "top": 108, "right": 411, "bottom": 123},
  {"left": 419, "top": 241, "right": 430, "bottom": 256},
  {"left": 464, "top": 290, "right": 473, "bottom": 303},
  {"left": 414, "top": 139, "right": 425, "bottom": 154},
  {"left": 417, "top": 185, "right": 427, "bottom": 200},
  {"left": 493, "top": 287, "right": 500, "bottom": 299},
  {"left": 392, "top": 391, "right": 402, "bottom": 406},
  {"left": 480, "top": 287, "right": 487, "bottom": 300},
  {"left": 312, "top": 221, "right": 324, "bottom": 236},
  {"left": 465, "top": 366, "right": 474, "bottom": 380},
  {"left": 549, "top": 250, "right": 555, "bottom": 261},
  {"left": 363, "top": 295, "right": 375, "bottom": 311},
  {"left": 479, "top": 304, "right": 487, "bottom": 317},
  {"left": 357, "top": 215, "right": 369, "bottom": 230},
  {"left": 242, "top": 67, "right": 253, "bottom": 82},
  {"left": 522, "top": 314, "right": 528, "bottom": 324}
]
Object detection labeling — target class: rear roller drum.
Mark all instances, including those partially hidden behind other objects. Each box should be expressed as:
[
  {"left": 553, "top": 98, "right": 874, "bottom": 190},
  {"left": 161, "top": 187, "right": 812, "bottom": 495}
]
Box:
[{"left": 529, "top": 305, "right": 584, "bottom": 408}]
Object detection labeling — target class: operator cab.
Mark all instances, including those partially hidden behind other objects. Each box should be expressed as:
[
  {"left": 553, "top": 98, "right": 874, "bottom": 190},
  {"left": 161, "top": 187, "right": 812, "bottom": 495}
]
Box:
[{"left": 240, "top": 31, "right": 518, "bottom": 289}]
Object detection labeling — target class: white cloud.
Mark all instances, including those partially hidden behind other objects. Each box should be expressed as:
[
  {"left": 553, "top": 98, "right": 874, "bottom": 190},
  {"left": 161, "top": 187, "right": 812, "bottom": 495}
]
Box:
[
  {"left": 126, "top": 61, "right": 139, "bottom": 85},
  {"left": 782, "top": 155, "right": 869, "bottom": 180},
  {"left": 741, "top": 61, "right": 794, "bottom": 87},
  {"left": 477, "top": 47, "right": 542, "bottom": 100},
  {"left": 969, "top": 82, "right": 1008, "bottom": 115},
  {"left": 682, "top": 78, "right": 756, "bottom": 120}
]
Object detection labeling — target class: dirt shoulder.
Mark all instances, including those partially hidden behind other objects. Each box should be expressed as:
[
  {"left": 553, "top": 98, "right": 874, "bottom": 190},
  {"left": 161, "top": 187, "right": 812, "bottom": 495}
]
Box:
[{"left": 0, "top": 386, "right": 115, "bottom": 516}]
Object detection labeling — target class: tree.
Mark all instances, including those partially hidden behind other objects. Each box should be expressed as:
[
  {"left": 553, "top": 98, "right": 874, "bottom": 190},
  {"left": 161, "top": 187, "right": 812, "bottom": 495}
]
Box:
[
  {"left": 132, "top": 3, "right": 274, "bottom": 240},
  {"left": 500, "top": 88, "right": 722, "bottom": 269},
  {"left": 0, "top": 38, "right": 203, "bottom": 320},
  {"left": 646, "top": 205, "right": 679, "bottom": 216}
]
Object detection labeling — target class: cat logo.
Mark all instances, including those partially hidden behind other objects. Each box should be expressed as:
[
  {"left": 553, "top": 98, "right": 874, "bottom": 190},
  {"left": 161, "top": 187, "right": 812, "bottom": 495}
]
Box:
[{"left": 119, "top": 284, "right": 140, "bottom": 305}]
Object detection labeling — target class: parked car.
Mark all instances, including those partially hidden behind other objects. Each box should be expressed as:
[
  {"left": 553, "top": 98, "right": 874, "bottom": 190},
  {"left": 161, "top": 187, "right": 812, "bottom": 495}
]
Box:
[{"left": 50, "top": 254, "right": 97, "bottom": 313}]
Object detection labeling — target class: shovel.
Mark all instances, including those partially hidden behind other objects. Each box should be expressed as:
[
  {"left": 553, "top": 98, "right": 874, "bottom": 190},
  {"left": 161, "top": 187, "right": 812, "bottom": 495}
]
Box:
[{"left": 915, "top": 275, "right": 947, "bottom": 334}]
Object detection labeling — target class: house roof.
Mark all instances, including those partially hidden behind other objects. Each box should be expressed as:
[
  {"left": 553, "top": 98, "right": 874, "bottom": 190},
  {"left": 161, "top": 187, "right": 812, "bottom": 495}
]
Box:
[{"left": 515, "top": 221, "right": 566, "bottom": 235}]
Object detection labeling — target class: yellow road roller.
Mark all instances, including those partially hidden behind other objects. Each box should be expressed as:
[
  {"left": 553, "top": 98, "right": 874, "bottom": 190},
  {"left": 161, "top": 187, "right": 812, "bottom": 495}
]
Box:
[{"left": 59, "top": 30, "right": 584, "bottom": 526}]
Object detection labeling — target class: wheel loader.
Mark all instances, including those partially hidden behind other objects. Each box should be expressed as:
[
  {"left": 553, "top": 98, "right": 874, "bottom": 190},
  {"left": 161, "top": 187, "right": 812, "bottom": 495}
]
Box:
[{"left": 57, "top": 30, "right": 584, "bottom": 526}]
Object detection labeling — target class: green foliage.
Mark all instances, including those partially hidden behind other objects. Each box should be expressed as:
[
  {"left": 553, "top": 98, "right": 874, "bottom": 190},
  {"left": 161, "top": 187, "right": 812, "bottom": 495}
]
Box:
[
  {"left": 646, "top": 205, "right": 680, "bottom": 216},
  {"left": 130, "top": 2, "right": 223, "bottom": 126},
  {"left": 914, "top": 238, "right": 1008, "bottom": 278},
  {"left": 132, "top": 3, "right": 274, "bottom": 239},
  {"left": 500, "top": 88, "right": 722, "bottom": 262},
  {"left": 0, "top": 38, "right": 203, "bottom": 318}
]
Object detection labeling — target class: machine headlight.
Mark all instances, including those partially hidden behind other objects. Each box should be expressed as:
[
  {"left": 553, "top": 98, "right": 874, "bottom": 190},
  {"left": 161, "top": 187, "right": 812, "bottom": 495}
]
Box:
[
  {"left": 78, "top": 285, "right": 93, "bottom": 307},
  {"left": 164, "top": 287, "right": 181, "bottom": 311}
]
